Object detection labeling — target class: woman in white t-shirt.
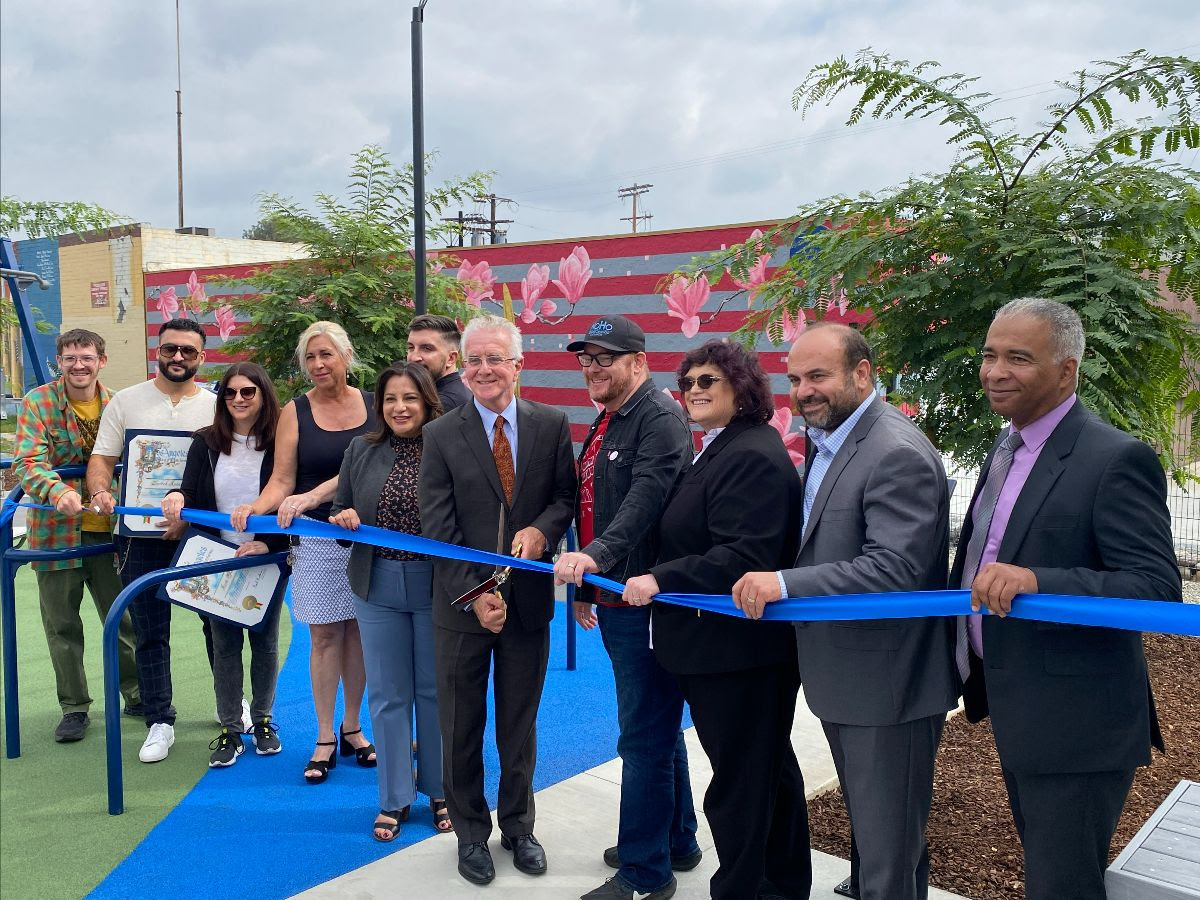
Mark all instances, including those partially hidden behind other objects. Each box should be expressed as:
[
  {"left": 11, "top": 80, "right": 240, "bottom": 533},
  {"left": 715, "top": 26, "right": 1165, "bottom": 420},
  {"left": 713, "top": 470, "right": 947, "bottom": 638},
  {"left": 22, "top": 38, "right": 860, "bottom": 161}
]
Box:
[{"left": 162, "top": 362, "right": 289, "bottom": 768}]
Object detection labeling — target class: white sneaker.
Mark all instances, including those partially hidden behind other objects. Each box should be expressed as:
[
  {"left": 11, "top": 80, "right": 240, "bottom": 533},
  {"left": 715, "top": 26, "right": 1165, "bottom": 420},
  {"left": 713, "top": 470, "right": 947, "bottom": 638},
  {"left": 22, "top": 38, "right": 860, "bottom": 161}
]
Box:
[
  {"left": 139, "top": 723, "right": 175, "bottom": 763},
  {"left": 240, "top": 698, "right": 253, "bottom": 734}
]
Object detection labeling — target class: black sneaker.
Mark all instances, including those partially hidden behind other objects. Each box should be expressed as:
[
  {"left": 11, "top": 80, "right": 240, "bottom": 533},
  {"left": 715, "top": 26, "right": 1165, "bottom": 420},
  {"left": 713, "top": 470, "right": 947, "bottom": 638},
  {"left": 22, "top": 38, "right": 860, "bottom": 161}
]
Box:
[
  {"left": 208, "top": 729, "right": 244, "bottom": 767},
  {"left": 581, "top": 875, "right": 677, "bottom": 900},
  {"left": 604, "top": 846, "right": 703, "bottom": 873},
  {"left": 251, "top": 717, "right": 281, "bottom": 756},
  {"left": 54, "top": 712, "right": 90, "bottom": 743},
  {"left": 122, "top": 703, "right": 146, "bottom": 718}
]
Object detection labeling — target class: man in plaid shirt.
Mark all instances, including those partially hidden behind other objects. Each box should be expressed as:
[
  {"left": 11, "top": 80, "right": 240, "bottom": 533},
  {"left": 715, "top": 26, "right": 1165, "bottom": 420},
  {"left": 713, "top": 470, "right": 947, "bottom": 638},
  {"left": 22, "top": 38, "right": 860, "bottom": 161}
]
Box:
[{"left": 13, "top": 328, "right": 140, "bottom": 743}]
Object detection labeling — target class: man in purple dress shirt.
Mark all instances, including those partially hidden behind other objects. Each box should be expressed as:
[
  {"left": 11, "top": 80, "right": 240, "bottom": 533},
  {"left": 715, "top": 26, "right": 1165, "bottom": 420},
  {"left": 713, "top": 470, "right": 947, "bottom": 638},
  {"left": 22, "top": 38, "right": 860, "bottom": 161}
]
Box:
[{"left": 950, "top": 298, "right": 1181, "bottom": 900}]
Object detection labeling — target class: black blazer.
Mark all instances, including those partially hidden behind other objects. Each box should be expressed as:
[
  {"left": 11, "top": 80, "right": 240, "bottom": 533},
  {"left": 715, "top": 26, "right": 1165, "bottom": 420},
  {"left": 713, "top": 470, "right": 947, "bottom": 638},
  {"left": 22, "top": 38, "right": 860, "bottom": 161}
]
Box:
[
  {"left": 951, "top": 399, "right": 1181, "bottom": 775},
  {"left": 650, "top": 420, "right": 804, "bottom": 675},
  {"left": 418, "top": 398, "right": 577, "bottom": 634},
  {"left": 174, "top": 431, "right": 289, "bottom": 554}
]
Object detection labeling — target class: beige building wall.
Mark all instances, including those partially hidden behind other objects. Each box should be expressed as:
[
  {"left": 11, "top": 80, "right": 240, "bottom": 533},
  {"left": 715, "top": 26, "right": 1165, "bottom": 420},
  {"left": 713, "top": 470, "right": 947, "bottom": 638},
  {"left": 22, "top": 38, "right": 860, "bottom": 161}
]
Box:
[
  {"left": 57, "top": 229, "right": 148, "bottom": 389},
  {"left": 51, "top": 226, "right": 307, "bottom": 390},
  {"left": 139, "top": 228, "right": 307, "bottom": 271}
]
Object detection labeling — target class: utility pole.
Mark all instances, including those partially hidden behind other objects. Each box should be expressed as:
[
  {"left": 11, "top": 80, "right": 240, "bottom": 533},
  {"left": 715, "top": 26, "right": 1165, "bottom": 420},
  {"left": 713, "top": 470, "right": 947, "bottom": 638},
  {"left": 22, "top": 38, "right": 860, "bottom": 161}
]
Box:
[
  {"left": 473, "top": 193, "right": 514, "bottom": 244},
  {"left": 442, "top": 210, "right": 489, "bottom": 247},
  {"left": 175, "top": 0, "right": 185, "bottom": 229},
  {"left": 618, "top": 183, "right": 653, "bottom": 233}
]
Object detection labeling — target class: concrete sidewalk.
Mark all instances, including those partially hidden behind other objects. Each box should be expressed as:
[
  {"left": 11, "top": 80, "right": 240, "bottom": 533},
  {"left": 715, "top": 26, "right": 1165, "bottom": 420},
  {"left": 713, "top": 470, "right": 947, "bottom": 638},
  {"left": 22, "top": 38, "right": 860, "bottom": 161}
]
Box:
[{"left": 298, "top": 689, "right": 963, "bottom": 899}]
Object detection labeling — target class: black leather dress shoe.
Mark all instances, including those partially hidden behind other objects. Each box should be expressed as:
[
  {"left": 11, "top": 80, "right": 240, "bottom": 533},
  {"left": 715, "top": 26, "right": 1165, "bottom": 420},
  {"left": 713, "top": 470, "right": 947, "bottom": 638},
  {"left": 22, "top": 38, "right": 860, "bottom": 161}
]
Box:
[
  {"left": 457, "top": 841, "right": 495, "bottom": 885},
  {"left": 500, "top": 833, "right": 547, "bottom": 875}
]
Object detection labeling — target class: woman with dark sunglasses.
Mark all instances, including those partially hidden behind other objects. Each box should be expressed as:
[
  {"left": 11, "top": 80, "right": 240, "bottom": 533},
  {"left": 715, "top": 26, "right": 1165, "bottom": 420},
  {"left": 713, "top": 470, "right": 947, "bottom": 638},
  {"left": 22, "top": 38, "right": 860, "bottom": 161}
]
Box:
[
  {"left": 621, "top": 339, "right": 809, "bottom": 900},
  {"left": 162, "top": 362, "right": 289, "bottom": 767}
]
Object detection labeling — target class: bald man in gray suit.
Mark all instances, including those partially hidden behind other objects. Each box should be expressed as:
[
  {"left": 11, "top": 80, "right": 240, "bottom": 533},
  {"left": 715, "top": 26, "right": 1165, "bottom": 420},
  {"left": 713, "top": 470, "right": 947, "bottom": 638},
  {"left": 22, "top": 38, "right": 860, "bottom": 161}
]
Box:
[{"left": 734, "top": 323, "right": 956, "bottom": 900}]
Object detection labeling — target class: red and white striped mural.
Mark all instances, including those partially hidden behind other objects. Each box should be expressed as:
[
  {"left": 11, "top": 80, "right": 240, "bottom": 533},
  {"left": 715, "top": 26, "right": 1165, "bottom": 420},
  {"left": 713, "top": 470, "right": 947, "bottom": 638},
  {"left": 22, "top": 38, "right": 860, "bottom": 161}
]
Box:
[{"left": 143, "top": 221, "right": 867, "bottom": 454}]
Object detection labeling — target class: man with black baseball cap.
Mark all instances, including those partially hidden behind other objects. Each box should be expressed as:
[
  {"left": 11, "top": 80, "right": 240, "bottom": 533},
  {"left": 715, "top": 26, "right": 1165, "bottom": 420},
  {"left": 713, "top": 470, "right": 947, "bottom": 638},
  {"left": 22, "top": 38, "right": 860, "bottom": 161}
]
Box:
[{"left": 556, "top": 315, "right": 701, "bottom": 900}]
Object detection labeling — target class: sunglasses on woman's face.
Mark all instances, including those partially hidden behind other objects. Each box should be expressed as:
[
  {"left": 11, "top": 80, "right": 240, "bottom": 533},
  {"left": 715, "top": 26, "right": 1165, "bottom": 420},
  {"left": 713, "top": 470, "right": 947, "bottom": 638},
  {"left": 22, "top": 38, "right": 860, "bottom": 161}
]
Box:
[
  {"left": 677, "top": 374, "right": 724, "bottom": 393},
  {"left": 223, "top": 386, "right": 258, "bottom": 400}
]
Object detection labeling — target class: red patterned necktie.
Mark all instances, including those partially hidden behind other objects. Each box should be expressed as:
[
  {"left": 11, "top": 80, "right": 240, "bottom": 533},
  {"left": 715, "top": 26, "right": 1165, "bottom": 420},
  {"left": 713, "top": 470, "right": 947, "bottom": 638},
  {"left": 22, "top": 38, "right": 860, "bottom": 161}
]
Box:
[{"left": 493, "top": 415, "right": 514, "bottom": 505}]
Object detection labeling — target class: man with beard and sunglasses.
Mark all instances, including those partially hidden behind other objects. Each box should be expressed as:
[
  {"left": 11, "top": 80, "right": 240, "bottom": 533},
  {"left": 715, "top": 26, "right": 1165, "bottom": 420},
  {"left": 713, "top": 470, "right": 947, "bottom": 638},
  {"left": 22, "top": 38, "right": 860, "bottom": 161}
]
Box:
[
  {"left": 87, "top": 318, "right": 218, "bottom": 764},
  {"left": 732, "top": 323, "right": 955, "bottom": 900}
]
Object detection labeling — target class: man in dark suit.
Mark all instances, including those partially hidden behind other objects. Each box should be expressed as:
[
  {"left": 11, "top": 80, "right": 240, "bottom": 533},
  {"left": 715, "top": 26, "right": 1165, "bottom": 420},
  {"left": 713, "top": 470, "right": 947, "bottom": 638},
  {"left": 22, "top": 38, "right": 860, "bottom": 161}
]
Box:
[
  {"left": 734, "top": 323, "right": 957, "bottom": 900},
  {"left": 406, "top": 313, "right": 471, "bottom": 410},
  {"left": 952, "top": 298, "right": 1181, "bottom": 900},
  {"left": 419, "top": 314, "right": 576, "bottom": 886}
]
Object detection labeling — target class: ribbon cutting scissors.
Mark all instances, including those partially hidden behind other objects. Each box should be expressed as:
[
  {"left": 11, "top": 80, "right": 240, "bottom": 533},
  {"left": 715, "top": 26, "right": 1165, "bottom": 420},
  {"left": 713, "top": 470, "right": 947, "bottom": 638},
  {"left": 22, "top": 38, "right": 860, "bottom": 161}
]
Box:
[{"left": 451, "top": 504, "right": 522, "bottom": 612}]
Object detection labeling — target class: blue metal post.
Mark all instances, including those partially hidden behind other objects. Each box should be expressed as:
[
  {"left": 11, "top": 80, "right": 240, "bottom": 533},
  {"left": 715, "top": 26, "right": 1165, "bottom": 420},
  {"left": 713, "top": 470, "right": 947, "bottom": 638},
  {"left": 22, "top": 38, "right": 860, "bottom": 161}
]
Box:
[
  {"left": 564, "top": 526, "right": 577, "bottom": 672},
  {"left": 102, "top": 551, "right": 288, "bottom": 815}
]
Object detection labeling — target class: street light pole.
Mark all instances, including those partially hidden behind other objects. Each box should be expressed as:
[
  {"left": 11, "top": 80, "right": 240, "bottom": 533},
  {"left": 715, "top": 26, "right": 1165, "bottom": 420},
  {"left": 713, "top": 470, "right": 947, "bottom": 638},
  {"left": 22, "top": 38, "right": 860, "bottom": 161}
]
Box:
[{"left": 411, "top": 0, "right": 429, "bottom": 316}]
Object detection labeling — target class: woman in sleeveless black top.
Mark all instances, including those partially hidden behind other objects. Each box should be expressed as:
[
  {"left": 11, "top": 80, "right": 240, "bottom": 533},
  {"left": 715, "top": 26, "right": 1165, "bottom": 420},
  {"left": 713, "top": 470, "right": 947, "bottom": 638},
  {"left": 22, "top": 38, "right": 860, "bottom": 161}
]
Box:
[{"left": 239, "top": 322, "right": 378, "bottom": 784}]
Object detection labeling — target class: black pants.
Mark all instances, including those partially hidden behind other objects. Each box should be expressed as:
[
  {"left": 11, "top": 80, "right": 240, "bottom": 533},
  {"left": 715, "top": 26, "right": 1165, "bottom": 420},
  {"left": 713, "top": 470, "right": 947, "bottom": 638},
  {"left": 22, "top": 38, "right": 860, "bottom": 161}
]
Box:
[
  {"left": 676, "top": 662, "right": 811, "bottom": 900},
  {"left": 1002, "top": 766, "right": 1135, "bottom": 900},
  {"left": 434, "top": 622, "right": 550, "bottom": 844},
  {"left": 118, "top": 536, "right": 214, "bottom": 726}
]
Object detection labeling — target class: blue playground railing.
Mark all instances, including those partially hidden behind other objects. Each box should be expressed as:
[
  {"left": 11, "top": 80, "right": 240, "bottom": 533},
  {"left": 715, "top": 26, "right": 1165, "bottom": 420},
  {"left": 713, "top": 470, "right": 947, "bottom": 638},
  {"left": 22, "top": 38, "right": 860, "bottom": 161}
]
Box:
[
  {"left": 0, "top": 462, "right": 116, "bottom": 760},
  {"left": 3, "top": 458, "right": 584, "bottom": 812},
  {"left": 102, "top": 551, "right": 288, "bottom": 815}
]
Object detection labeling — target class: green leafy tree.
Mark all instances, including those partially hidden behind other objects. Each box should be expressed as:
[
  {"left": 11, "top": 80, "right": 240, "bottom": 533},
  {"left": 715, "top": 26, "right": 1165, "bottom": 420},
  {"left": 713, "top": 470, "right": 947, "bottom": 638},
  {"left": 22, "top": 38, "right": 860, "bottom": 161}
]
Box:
[
  {"left": 241, "top": 215, "right": 303, "bottom": 243},
  {"left": 220, "top": 145, "right": 491, "bottom": 399},
  {"left": 0, "top": 197, "right": 128, "bottom": 239},
  {"left": 696, "top": 49, "right": 1200, "bottom": 478}
]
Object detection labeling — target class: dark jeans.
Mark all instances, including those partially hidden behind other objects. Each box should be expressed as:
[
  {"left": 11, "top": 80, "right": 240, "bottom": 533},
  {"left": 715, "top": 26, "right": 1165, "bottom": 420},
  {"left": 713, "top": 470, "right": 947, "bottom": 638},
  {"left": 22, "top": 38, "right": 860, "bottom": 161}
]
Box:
[
  {"left": 212, "top": 589, "right": 281, "bottom": 731},
  {"left": 598, "top": 603, "right": 699, "bottom": 892},
  {"left": 118, "top": 536, "right": 213, "bottom": 727}
]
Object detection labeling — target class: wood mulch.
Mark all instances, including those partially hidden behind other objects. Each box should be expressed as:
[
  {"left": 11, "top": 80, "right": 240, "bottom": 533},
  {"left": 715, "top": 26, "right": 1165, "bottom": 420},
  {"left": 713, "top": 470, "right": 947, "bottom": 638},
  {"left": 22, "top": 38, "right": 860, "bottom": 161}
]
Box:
[{"left": 806, "top": 632, "right": 1200, "bottom": 899}]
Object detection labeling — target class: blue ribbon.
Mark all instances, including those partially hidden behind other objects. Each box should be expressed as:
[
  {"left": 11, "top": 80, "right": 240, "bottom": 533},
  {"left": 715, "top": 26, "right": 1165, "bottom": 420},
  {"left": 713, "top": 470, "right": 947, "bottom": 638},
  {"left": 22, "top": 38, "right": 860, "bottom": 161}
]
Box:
[{"left": 4, "top": 500, "right": 1197, "bottom": 637}]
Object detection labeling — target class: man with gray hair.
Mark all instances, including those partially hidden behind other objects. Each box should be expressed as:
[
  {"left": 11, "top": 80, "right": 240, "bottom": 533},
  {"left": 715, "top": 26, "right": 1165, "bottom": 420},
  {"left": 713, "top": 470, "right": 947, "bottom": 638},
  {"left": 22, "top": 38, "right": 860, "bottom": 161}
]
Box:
[
  {"left": 951, "top": 297, "right": 1181, "bottom": 900},
  {"left": 420, "top": 314, "right": 576, "bottom": 886}
]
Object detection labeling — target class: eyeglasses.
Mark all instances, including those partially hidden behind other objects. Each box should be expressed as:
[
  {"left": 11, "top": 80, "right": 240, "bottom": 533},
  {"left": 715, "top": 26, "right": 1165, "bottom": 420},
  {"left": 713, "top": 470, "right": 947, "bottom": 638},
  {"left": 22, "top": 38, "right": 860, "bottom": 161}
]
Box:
[
  {"left": 464, "top": 354, "right": 515, "bottom": 369},
  {"left": 158, "top": 343, "right": 201, "bottom": 360},
  {"left": 223, "top": 385, "right": 258, "bottom": 400},
  {"left": 59, "top": 355, "right": 100, "bottom": 366},
  {"left": 677, "top": 374, "right": 725, "bottom": 393},
  {"left": 576, "top": 351, "right": 631, "bottom": 368}
]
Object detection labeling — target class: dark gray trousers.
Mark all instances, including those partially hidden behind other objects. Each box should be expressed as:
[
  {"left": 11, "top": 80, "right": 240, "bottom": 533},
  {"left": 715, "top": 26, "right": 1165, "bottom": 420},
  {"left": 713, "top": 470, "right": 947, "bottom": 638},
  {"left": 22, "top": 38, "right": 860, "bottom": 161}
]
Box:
[
  {"left": 822, "top": 713, "right": 945, "bottom": 900},
  {"left": 434, "top": 621, "right": 549, "bottom": 845},
  {"left": 211, "top": 592, "right": 281, "bottom": 730}
]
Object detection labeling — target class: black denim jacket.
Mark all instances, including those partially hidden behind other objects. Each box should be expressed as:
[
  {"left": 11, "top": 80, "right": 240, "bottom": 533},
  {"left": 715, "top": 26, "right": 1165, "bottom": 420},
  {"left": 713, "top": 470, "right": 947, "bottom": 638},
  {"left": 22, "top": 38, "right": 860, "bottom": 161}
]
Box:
[{"left": 577, "top": 378, "right": 692, "bottom": 599}]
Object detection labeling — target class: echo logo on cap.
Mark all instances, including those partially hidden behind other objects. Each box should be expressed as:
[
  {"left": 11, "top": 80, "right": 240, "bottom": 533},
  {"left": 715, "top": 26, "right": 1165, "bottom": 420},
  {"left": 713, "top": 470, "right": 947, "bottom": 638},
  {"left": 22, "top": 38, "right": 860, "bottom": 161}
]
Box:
[{"left": 589, "top": 320, "right": 614, "bottom": 336}]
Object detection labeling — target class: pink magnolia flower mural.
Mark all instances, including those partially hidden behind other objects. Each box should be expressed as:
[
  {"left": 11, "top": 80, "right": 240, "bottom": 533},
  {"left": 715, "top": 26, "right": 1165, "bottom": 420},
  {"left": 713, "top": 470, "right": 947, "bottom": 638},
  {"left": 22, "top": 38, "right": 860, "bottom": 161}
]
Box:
[
  {"left": 457, "top": 260, "right": 496, "bottom": 307},
  {"left": 157, "top": 286, "right": 180, "bottom": 322},
  {"left": 829, "top": 274, "right": 848, "bottom": 317},
  {"left": 551, "top": 246, "right": 592, "bottom": 305},
  {"left": 769, "top": 406, "right": 806, "bottom": 467},
  {"left": 519, "top": 263, "right": 556, "bottom": 323},
  {"left": 663, "top": 276, "right": 710, "bottom": 338},
  {"left": 183, "top": 271, "right": 207, "bottom": 317},
  {"left": 215, "top": 305, "right": 237, "bottom": 341},
  {"left": 662, "top": 387, "right": 683, "bottom": 410},
  {"left": 780, "top": 306, "right": 805, "bottom": 343},
  {"left": 729, "top": 229, "right": 771, "bottom": 306}
]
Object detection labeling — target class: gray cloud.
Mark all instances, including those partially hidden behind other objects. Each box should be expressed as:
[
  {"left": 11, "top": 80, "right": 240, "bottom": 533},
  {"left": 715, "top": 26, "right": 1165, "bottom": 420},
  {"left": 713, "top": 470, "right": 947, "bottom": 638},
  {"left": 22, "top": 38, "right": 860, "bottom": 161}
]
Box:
[{"left": 2, "top": 0, "right": 1196, "bottom": 243}]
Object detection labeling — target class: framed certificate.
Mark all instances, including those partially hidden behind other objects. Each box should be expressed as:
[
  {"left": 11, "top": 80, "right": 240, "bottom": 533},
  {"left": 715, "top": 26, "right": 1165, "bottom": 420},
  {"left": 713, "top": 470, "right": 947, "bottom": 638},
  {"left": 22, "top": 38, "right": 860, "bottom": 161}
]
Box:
[
  {"left": 118, "top": 429, "right": 194, "bottom": 536},
  {"left": 156, "top": 530, "right": 285, "bottom": 631}
]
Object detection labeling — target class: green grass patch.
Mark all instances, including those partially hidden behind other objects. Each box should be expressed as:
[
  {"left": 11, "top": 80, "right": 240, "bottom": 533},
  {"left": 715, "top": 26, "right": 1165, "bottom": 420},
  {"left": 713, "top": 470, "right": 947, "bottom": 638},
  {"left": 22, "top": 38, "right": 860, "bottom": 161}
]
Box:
[{"left": 0, "top": 565, "right": 291, "bottom": 898}]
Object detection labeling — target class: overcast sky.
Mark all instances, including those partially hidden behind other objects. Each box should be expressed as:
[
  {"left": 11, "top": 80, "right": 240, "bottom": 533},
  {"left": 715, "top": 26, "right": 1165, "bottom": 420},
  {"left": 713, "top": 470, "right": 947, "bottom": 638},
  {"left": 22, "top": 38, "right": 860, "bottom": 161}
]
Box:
[{"left": 2, "top": 1, "right": 1197, "bottom": 245}]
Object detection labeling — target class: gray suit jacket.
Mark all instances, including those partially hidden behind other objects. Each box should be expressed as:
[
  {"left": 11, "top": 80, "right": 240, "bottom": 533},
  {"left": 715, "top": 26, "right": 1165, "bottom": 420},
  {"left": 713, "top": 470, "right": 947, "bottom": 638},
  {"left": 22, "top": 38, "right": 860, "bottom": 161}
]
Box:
[
  {"left": 786, "top": 398, "right": 957, "bottom": 727},
  {"left": 418, "top": 397, "right": 577, "bottom": 634},
  {"left": 330, "top": 434, "right": 415, "bottom": 599}
]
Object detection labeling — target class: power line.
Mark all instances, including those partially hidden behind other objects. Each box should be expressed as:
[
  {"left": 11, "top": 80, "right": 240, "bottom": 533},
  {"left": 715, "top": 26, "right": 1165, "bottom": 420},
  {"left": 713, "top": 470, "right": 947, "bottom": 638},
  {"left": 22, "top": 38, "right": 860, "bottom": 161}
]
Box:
[{"left": 617, "top": 183, "right": 653, "bottom": 233}]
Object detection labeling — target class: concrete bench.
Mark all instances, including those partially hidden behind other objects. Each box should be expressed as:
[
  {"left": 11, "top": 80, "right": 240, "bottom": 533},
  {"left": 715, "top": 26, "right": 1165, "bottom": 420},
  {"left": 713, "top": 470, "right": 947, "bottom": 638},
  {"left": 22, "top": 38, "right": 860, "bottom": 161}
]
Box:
[{"left": 1107, "top": 780, "right": 1200, "bottom": 899}]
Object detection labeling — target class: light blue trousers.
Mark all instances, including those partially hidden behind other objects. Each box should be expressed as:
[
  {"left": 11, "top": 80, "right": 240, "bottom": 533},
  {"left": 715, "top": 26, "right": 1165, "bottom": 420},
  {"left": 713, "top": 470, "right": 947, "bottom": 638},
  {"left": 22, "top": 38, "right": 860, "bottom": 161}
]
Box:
[{"left": 353, "top": 557, "right": 442, "bottom": 812}]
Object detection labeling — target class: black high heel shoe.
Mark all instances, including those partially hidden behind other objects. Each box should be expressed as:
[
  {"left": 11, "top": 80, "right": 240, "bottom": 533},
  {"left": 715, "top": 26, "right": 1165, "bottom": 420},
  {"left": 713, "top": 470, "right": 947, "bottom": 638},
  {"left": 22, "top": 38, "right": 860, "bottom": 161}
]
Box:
[
  {"left": 339, "top": 725, "right": 377, "bottom": 768},
  {"left": 304, "top": 740, "right": 337, "bottom": 784}
]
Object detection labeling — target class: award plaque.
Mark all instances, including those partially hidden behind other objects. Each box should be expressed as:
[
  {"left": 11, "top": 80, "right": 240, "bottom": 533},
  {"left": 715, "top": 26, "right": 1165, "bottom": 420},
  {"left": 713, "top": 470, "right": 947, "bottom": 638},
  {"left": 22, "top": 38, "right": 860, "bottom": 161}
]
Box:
[
  {"left": 156, "top": 529, "right": 285, "bottom": 631},
  {"left": 118, "top": 428, "right": 194, "bottom": 536}
]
